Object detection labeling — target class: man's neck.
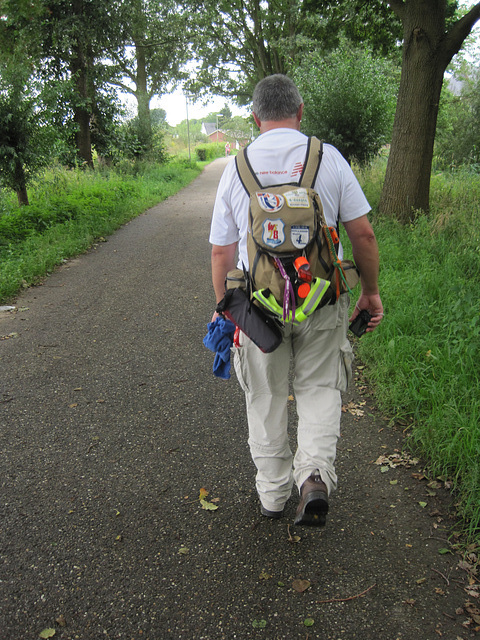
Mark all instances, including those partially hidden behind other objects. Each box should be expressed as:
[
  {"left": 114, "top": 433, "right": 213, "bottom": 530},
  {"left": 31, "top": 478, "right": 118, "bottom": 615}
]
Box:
[{"left": 258, "top": 118, "right": 301, "bottom": 134}]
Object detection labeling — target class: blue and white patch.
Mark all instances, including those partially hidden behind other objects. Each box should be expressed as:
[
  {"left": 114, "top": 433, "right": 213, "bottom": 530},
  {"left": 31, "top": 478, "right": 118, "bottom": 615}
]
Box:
[
  {"left": 291, "top": 225, "right": 310, "bottom": 249},
  {"left": 256, "top": 192, "right": 285, "bottom": 213},
  {"left": 262, "top": 219, "right": 285, "bottom": 248}
]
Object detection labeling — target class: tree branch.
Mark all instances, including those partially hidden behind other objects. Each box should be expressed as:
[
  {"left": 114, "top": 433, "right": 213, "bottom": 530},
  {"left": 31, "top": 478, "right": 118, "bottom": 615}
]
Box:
[
  {"left": 108, "top": 79, "right": 136, "bottom": 96},
  {"left": 443, "top": 2, "right": 480, "bottom": 63}
]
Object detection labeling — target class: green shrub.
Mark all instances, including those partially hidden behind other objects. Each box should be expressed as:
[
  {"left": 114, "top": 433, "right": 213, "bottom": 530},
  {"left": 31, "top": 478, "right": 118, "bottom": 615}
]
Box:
[
  {"left": 195, "top": 142, "right": 224, "bottom": 161},
  {"left": 294, "top": 39, "right": 398, "bottom": 164}
]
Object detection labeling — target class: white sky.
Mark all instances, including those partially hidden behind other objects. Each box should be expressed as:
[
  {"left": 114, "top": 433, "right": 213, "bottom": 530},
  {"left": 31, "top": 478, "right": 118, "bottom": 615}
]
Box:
[
  {"left": 152, "top": 91, "right": 249, "bottom": 126},
  {"left": 120, "top": 89, "right": 249, "bottom": 126}
]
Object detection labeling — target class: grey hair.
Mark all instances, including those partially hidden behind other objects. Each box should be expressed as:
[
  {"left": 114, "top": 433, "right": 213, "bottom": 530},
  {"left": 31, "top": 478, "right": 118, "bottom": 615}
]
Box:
[{"left": 252, "top": 75, "right": 303, "bottom": 122}]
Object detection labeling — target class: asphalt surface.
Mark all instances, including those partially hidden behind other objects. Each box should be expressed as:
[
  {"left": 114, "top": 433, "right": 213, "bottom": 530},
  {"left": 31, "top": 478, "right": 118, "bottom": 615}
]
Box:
[{"left": 0, "top": 158, "right": 476, "bottom": 640}]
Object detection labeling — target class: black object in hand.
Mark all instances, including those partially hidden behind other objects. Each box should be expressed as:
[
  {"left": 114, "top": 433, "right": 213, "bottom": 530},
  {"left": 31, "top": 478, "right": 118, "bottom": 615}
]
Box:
[{"left": 349, "top": 309, "right": 372, "bottom": 337}]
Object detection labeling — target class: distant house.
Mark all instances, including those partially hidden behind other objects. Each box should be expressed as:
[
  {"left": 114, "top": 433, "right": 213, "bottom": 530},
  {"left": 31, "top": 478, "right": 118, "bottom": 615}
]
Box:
[
  {"left": 201, "top": 122, "right": 226, "bottom": 142},
  {"left": 201, "top": 121, "right": 250, "bottom": 149}
]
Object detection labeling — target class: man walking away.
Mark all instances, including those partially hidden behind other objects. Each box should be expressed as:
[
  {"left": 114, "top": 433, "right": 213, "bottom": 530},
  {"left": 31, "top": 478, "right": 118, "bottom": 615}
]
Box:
[{"left": 209, "top": 74, "right": 383, "bottom": 526}]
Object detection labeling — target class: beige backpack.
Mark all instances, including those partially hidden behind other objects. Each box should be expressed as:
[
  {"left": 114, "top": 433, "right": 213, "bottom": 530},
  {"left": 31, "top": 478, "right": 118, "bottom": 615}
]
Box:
[{"left": 230, "top": 137, "right": 358, "bottom": 324}]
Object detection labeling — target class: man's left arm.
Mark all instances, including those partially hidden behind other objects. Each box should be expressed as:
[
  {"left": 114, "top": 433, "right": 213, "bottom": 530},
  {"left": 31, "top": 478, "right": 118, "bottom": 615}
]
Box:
[{"left": 343, "top": 215, "right": 383, "bottom": 332}]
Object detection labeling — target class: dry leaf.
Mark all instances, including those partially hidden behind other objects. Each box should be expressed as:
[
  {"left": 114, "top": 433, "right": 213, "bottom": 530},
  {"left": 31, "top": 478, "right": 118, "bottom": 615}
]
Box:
[
  {"left": 55, "top": 615, "right": 66, "bottom": 627},
  {"left": 292, "top": 579, "right": 311, "bottom": 593}
]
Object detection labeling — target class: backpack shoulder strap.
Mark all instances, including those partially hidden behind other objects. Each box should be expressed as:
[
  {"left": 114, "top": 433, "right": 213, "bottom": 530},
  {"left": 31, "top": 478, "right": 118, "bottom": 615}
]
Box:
[
  {"left": 299, "top": 137, "right": 323, "bottom": 188},
  {"left": 236, "top": 137, "right": 323, "bottom": 194},
  {"left": 235, "top": 146, "right": 261, "bottom": 196}
]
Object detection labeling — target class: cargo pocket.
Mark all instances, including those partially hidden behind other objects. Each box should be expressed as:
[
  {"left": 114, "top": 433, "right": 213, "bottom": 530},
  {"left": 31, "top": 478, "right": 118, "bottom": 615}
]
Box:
[
  {"left": 337, "top": 339, "right": 354, "bottom": 391},
  {"left": 233, "top": 345, "right": 250, "bottom": 393}
]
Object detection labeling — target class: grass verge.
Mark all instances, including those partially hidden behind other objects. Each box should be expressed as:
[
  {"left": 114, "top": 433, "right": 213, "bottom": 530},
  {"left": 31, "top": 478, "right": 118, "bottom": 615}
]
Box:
[
  {"left": 0, "top": 160, "right": 203, "bottom": 302},
  {"left": 354, "top": 160, "right": 480, "bottom": 542}
]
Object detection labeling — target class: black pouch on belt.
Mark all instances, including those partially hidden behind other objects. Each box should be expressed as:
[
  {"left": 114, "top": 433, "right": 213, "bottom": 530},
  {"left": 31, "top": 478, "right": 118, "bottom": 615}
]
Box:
[{"left": 216, "top": 287, "right": 282, "bottom": 354}]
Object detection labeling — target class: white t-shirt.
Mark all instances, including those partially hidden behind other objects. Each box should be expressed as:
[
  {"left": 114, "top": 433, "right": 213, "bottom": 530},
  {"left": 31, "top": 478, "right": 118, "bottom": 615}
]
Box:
[{"left": 209, "top": 128, "right": 371, "bottom": 269}]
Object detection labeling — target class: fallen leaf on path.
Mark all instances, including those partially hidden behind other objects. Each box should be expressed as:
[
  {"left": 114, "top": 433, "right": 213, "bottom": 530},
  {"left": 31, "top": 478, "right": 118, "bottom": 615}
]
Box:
[
  {"left": 39, "top": 630, "right": 55, "bottom": 639},
  {"left": 292, "top": 579, "right": 311, "bottom": 593},
  {"left": 375, "top": 452, "right": 419, "bottom": 469},
  {"left": 287, "top": 524, "right": 301, "bottom": 543},
  {"left": 200, "top": 499, "right": 218, "bottom": 511},
  {"left": 342, "top": 401, "right": 365, "bottom": 417}
]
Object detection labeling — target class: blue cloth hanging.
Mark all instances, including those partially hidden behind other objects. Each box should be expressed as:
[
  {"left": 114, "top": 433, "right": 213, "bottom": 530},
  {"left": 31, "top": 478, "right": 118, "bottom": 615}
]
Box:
[{"left": 203, "top": 316, "right": 236, "bottom": 379}]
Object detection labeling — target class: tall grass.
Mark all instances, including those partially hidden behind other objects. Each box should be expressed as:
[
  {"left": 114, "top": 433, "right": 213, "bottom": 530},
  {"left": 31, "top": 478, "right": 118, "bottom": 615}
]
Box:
[
  {"left": 354, "top": 160, "right": 480, "bottom": 542},
  {"left": 0, "top": 160, "right": 202, "bottom": 302}
]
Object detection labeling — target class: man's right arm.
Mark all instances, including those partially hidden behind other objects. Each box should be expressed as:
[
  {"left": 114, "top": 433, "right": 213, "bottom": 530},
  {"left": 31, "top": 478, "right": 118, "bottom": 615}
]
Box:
[{"left": 211, "top": 242, "right": 237, "bottom": 321}]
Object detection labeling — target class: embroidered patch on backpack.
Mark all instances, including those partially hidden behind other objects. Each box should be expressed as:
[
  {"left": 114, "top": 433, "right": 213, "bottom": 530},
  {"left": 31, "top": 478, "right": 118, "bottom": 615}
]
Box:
[
  {"left": 262, "top": 219, "right": 285, "bottom": 247},
  {"left": 284, "top": 188, "right": 310, "bottom": 209},
  {"left": 291, "top": 225, "right": 310, "bottom": 249},
  {"left": 256, "top": 192, "right": 285, "bottom": 213}
]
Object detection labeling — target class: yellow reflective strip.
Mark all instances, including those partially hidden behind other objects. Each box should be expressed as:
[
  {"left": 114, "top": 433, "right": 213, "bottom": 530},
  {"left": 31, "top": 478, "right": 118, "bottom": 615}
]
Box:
[
  {"left": 253, "top": 290, "right": 283, "bottom": 317},
  {"left": 301, "top": 278, "right": 330, "bottom": 316}
]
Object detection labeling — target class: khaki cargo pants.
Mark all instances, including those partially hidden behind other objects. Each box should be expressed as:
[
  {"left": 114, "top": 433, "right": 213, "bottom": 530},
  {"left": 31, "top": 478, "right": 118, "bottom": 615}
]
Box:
[{"left": 233, "top": 295, "right": 353, "bottom": 513}]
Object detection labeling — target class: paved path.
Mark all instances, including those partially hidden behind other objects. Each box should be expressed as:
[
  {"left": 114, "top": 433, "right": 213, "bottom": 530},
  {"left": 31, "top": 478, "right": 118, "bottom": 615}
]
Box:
[{"left": 0, "top": 159, "right": 475, "bottom": 639}]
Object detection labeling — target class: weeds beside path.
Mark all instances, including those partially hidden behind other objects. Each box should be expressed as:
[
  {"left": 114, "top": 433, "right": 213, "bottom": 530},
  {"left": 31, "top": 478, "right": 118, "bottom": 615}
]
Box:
[
  {"left": 1, "top": 159, "right": 478, "bottom": 639},
  {"left": 0, "top": 160, "right": 203, "bottom": 303}
]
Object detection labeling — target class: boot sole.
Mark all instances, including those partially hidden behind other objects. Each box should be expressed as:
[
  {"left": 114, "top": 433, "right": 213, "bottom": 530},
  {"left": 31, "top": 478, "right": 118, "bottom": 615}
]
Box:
[{"left": 294, "top": 490, "right": 329, "bottom": 526}]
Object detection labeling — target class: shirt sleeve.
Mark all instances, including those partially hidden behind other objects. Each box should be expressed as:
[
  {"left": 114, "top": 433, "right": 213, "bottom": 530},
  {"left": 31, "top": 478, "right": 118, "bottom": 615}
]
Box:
[{"left": 317, "top": 145, "right": 371, "bottom": 226}]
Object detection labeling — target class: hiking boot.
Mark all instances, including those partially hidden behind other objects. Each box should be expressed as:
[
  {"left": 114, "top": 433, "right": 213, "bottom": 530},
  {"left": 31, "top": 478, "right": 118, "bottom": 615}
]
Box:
[
  {"left": 294, "top": 472, "right": 329, "bottom": 526},
  {"left": 260, "top": 504, "right": 283, "bottom": 519}
]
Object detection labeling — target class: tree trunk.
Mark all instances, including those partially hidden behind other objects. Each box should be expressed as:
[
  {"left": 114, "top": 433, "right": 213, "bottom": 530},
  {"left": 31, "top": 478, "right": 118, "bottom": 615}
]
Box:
[
  {"left": 14, "top": 158, "right": 29, "bottom": 206},
  {"left": 135, "top": 41, "right": 153, "bottom": 153},
  {"left": 380, "top": 5, "right": 446, "bottom": 222},
  {"left": 71, "top": 0, "right": 94, "bottom": 168}
]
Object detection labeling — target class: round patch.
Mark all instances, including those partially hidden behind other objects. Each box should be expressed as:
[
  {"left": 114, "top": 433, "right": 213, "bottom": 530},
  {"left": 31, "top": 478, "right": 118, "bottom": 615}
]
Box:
[{"left": 256, "top": 192, "right": 285, "bottom": 213}]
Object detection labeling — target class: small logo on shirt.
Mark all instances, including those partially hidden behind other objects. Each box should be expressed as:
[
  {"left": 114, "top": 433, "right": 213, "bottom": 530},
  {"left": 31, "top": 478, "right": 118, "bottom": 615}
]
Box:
[{"left": 291, "top": 162, "right": 304, "bottom": 179}]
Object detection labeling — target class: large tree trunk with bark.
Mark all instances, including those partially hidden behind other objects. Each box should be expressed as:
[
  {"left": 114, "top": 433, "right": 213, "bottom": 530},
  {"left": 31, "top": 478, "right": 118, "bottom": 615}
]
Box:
[
  {"left": 380, "top": 0, "right": 480, "bottom": 223},
  {"left": 135, "top": 41, "right": 153, "bottom": 153},
  {"left": 72, "top": 59, "right": 94, "bottom": 168},
  {"left": 380, "top": 4, "right": 447, "bottom": 222},
  {"left": 71, "top": 0, "right": 94, "bottom": 169}
]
